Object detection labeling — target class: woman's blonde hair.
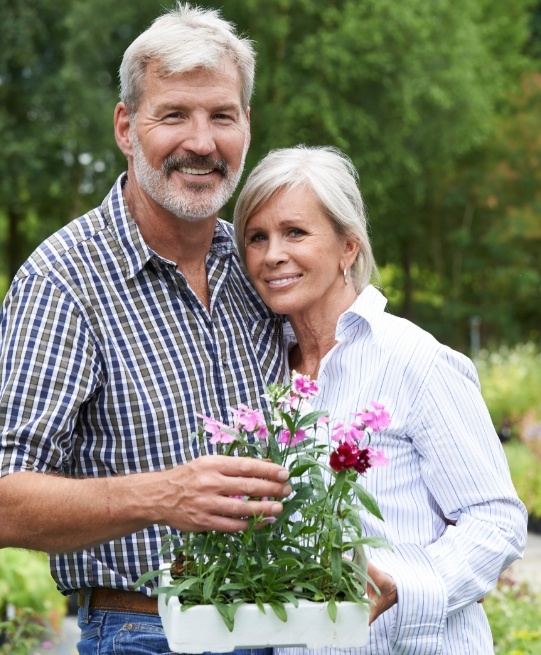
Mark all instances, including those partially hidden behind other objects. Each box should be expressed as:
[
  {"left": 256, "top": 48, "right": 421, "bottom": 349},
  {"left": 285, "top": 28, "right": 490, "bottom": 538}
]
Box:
[{"left": 234, "top": 145, "right": 377, "bottom": 293}]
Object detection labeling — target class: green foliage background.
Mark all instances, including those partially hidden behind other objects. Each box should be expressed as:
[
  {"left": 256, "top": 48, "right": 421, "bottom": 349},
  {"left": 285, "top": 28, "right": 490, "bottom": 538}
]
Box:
[{"left": 1, "top": 0, "right": 540, "bottom": 351}]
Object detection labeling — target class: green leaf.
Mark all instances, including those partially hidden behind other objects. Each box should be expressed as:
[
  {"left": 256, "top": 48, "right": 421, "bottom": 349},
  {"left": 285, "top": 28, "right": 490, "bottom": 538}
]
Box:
[
  {"left": 268, "top": 601, "right": 288, "bottom": 623},
  {"left": 295, "top": 410, "right": 329, "bottom": 429},
  {"left": 212, "top": 600, "right": 235, "bottom": 632},
  {"left": 327, "top": 597, "right": 338, "bottom": 623},
  {"left": 331, "top": 547, "right": 342, "bottom": 584},
  {"left": 330, "top": 470, "right": 347, "bottom": 506},
  {"left": 288, "top": 461, "right": 316, "bottom": 477},
  {"left": 165, "top": 577, "right": 200, "bottom": 598},
  {"left": 349, "top": 480, "right": 385, "bottom": 519},
  {"left": 202, "top": 569, "right": 216, "bottom": 602},
  {"left": 278, "top": 411, "right": 296, "bottom": 435},
  {"left": 281, "top": 591, "right": 299, "bottom": 606},
  {"left": 134, "top": 569, "right": 161, "bottom": 588}
]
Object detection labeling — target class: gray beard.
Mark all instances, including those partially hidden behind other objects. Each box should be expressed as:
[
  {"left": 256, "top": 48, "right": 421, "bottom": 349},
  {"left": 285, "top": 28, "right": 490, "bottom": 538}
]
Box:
[{"left": 131, "top": 132, "right": 247, "bottom": 222}]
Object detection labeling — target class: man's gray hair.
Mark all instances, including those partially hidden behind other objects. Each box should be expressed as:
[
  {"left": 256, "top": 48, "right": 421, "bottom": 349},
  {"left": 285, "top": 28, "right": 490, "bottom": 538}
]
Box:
[
  {"left": 119, "top": 2, "right": 256, "bottom": 115},
  {"left": 234, "top": 145, "right": 377, "bottom": 294}
]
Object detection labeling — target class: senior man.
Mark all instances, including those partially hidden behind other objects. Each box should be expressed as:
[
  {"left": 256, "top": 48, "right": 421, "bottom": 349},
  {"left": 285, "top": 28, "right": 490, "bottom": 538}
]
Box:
[{"left": 0, "top": 4, "right": 289, "bottom": 653}]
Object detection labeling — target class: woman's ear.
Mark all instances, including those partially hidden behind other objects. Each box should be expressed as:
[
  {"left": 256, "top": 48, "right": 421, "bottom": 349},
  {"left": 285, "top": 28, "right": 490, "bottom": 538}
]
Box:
[{"left": 341, "top": 237, "right": 361, "bottom": 270}]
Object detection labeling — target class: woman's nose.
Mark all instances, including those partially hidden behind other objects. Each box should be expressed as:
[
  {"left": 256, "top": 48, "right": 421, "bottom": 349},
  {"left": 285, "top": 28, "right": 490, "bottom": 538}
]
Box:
[{"left": 264, "top": 235, "right": 289, "bottom": 266}]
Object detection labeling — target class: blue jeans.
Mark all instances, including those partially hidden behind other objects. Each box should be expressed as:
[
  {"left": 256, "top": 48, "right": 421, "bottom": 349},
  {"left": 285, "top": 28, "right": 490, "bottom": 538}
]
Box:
[{"left": 77, "top": 608, "right": 274, "bottom": 655}]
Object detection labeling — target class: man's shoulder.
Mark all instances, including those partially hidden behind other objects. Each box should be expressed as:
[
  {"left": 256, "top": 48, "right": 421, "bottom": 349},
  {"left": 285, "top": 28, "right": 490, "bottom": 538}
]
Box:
[{"left": 17, "top": 207, "right": 109, "bottom": 280}]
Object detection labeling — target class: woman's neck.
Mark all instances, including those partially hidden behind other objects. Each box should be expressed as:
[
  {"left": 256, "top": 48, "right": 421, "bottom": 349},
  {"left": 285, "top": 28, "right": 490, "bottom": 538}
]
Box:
[{"left": 288, "top": 293, "right": 356, "bottom": 378}]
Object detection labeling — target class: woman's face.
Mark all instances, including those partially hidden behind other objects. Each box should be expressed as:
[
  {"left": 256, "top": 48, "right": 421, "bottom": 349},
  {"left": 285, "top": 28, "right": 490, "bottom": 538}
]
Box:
[{"left": 244, "top": 186, "right": 357, "bottom": 319}]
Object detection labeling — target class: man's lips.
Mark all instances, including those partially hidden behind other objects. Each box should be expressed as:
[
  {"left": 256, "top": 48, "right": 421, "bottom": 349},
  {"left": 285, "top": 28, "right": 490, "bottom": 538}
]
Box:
[{"left": 177, "top": 167, "right": 214, "bottom": 175}]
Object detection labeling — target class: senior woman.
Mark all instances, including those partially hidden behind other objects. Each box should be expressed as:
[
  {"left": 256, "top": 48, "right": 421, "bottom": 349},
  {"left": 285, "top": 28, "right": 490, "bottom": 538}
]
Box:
[{"left": 233, "top": 145, "right": 527, "bottom": 655}]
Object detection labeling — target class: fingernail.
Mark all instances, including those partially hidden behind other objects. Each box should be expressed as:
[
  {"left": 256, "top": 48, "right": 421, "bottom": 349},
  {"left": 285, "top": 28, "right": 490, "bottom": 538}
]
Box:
[
  {"left": 277, "top": 469, "right": 289, "bottom": 481},
  {"left": 271, "top": 503, "right": 282, "bottom": 515},
  {"left": 282, "top": 484, "right": 292, "bottom": 496}
]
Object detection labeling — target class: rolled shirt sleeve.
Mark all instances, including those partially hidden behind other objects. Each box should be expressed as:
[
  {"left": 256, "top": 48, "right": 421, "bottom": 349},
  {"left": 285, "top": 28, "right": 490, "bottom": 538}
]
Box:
[{"left": 0, "top": 274, "right": 102, "bottom": 476}]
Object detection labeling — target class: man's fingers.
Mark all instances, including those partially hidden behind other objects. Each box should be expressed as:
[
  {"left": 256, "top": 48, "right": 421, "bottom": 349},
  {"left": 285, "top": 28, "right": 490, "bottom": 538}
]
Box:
[{"left": 213, "top": 455, "right": 290, "bottom": 482}]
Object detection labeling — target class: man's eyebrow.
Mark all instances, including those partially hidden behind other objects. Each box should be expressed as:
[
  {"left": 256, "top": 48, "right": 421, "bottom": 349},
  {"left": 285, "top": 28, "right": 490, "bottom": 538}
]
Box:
[{"left": 211, "top": 103, "right": 243, "bottom": 115}]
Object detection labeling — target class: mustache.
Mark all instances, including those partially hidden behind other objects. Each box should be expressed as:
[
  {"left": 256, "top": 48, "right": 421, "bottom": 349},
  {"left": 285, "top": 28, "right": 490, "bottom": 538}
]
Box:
[{"left": 163, "top": 154, "right": 228, "bottom": 177}]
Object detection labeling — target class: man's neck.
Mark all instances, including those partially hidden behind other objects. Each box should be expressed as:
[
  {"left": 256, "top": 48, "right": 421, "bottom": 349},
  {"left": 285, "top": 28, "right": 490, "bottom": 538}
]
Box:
[{"left": 123, "top": 176, "right": 218, "bottom": 310}]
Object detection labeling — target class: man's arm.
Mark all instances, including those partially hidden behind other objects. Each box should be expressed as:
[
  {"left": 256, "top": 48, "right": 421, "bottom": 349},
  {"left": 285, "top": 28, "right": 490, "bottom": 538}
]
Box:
[{"left": 0, "top": 457, "right": 290, "bottom": 554}]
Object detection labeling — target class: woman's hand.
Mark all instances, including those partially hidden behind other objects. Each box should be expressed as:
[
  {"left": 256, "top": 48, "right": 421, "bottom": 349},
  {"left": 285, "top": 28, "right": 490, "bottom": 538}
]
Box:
[{"left": 366, "top": 561, "right": 397, "bottom": 624}]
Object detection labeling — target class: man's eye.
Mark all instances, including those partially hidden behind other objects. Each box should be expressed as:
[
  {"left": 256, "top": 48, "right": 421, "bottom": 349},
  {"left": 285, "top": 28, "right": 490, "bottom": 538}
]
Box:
[{"left": 163, "top": 112, "right": 185, "bottom": 121}]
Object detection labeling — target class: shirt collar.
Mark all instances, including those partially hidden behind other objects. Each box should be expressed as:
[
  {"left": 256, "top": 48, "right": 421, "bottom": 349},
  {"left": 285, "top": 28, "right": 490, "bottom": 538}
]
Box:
[
  {"left": 336, "top": 284, "right": 388, "bottom": 345},
  {"left": 282, "top": 285, "right": 388, "bottom": 356},
  {"left": 101, "top": 173, "right": 236, "bottom": 279}
]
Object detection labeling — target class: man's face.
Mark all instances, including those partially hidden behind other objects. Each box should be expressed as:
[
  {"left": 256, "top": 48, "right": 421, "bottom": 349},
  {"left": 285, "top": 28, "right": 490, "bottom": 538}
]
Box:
[{"left": 129, "top": 59, "right": 250, "bottom": 221}]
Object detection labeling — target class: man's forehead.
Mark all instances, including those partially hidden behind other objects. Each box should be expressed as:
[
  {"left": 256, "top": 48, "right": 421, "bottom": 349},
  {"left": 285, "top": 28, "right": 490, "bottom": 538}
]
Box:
[{"left": 145, "top": 58, "right": 241, "bottom": 89}]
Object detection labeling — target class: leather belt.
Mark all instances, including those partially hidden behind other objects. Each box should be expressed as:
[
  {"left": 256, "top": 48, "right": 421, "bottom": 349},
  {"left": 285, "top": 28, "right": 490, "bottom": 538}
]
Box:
[{"left": 77, "top": 587, "right": 159, "bottom": 615}]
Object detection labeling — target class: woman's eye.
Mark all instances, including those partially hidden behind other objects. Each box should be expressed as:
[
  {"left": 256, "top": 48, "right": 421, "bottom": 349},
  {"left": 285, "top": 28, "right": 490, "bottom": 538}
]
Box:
[
  {"left": 247, "top": 233, "right": 267, "bottom": 246},
  {"left": 287, "top": 228, "right": 306, "bottom": 238}
]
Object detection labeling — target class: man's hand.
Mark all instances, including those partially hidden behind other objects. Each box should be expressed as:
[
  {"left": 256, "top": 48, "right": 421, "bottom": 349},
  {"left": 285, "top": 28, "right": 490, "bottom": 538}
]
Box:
[
  {"left": 152, "top": 455, "right": 291, "bottom": 533},
  {"left": 366, "top": 561, "right": 397, "bottom": 624},
  {"left": 0, "top": 457, "right": 291, "bottom": 553}
]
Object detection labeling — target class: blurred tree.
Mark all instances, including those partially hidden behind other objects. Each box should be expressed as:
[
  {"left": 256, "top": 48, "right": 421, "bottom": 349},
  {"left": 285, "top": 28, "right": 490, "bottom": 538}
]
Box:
[
  {"left": 428, "top": 72, "right": 541, "bottom": 349},
  {"left": 210, "top": 0, "right": 533, "bottom": 324},
  {"left": 0, "top": 0, "right": 167, "bottom": 282},
  {"left": 0, "top": 0, "right": 538, "bottom": 350}
]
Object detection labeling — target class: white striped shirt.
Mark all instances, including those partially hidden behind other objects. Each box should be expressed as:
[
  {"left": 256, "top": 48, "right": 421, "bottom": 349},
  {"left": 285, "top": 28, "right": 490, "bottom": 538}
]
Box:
[
  {"left": 0, "top": 173, "right": 284, "bottom": 594},
  {"left": 279, "top": 285, "right": 527, "bottom": 655}
]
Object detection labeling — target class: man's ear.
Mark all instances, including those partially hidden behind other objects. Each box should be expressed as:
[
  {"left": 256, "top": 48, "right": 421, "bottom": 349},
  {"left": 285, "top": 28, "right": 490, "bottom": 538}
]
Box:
[
  {"left": 244, "top": 106, "right": 251, "bottom": 148},
  {"left": 114, "top": 102, "right": 134, "bottom": 158}
]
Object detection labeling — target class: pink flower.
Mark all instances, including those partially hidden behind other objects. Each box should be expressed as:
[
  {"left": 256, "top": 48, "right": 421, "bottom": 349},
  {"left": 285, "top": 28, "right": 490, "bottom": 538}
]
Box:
[
  {"left": 331, "top": 422, "right": 366, "bottom": 445},
  {"left": 291, "top": 372, "right": 320, "bottom": 399},
  {"left": 287, "top": 394, "right": 315, "bottom": 419},
  {"left": 367, "top": 446, "right": 389, "bottom": 467},
  {"left": 278, "top": 428, "right": 307, "bottom": 446},
  {"left": 229, "top": 404, "right": 269, "bottom": 439},
  {"left": 197, "top": 414, "right": 239, "bottom": 444},
  {"left": 355, "top": 402, "right": 391, "bottom": 432}
]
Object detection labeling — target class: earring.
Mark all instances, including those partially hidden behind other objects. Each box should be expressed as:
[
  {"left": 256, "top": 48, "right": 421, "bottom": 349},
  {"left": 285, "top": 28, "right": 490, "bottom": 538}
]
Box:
[{"left": 343, "top": 268, "right": 348, "bottom": 285}]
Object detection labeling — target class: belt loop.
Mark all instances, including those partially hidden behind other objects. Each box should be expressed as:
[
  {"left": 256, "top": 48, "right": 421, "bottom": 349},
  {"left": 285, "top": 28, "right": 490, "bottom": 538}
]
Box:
[{"left": 80, "top": 588, "right": 93, "bottom": 624}]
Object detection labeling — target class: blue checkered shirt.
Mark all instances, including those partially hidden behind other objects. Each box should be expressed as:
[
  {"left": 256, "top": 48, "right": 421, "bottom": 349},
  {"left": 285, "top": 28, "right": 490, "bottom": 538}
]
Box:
[{"left": 0, "top": 173, "right": 284, "bottom": 594}]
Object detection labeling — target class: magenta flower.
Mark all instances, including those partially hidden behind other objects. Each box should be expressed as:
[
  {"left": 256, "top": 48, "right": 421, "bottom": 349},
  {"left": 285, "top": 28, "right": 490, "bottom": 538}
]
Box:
[
  {"left": 354, "top": 448, "right": 372, "bottom": 474},
  {"left": 278, "top": 428, "right": 307, "bottom": 446},
  {"left": 291, "top": 372, "right": 320, "bottom": 399},
  {"left": 329, "top": 442, "right": 361, "bottom": 471},
  {"left": 229, "top": 404, "right": 269, "bottom": 439},
  {"left": 355, "top": 402, "right": 391, "bottom": 432},
  {"left": 197, "top": 414, "right": 239, "bottom": 444}
]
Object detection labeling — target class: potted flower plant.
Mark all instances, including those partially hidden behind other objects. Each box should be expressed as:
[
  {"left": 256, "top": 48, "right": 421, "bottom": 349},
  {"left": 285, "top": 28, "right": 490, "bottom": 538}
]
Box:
[{"left": 136, "top": 373, "right": 390, "bottom": 653}]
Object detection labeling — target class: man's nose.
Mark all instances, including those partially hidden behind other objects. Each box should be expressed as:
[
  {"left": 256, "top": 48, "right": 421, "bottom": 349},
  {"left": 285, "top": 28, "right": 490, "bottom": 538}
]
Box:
[{"left": 181, "top": 118, "right": 216, "bottom": 155}]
